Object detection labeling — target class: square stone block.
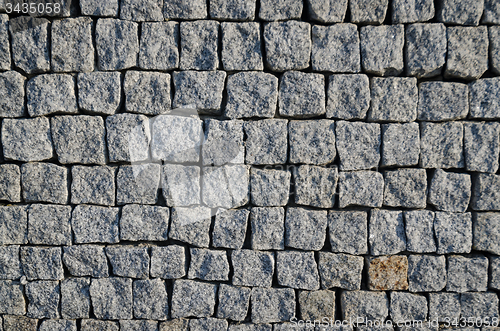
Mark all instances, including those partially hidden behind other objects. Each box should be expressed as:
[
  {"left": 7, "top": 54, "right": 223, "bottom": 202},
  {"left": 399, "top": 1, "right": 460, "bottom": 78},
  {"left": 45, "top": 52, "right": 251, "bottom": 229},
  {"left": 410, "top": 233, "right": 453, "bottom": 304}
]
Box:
[
  {"left": 217, "top": 284, "right": 251, "bottom": 321},
  {"left": 470, "top": 77, "right": 500, "bottom": 119},
  {"left": 350, "top": 0, "right": 388, "bottom": 23},
  {"left": 408, "top": 255, "right": 447, "bottom": 292},
  {"left": 21, "top": 163, "right": 68, "bottom": 204},
  {"left": 447, "top": 255, "right": 488, "bottom": 292},
  {"left": 472, "top": 173, "right": 500, "bottom": 211},
  {"left": 169, "top": 207, "right": 212, "bottom": 247},
  {"left": 250, "top": 207, "right": 284, "bottom": 250},
  {"left": 251, "top": 168, "right": 290, "bottom": 207},
  {"left": 279, "top": 71, "right": 325, "bottom": 118},
  {"left": 369, "top": 209, "right": 406, "bottom": 256},
  {"left": 245, "top": 119, "right": 288, "bottom": 165},
  {"left": 232, "top": 249, "right": 274, "bottom": 288},
  {"left": 139, "top": 22, "right": 179, "bottom": 70},
  {"left": 25, "top": 280, "right": 60, "bottom": 318},
  {"left": 203, "top": 119, "right": 244, "bottom": 166},
  {"left": 188, "top": 248, "right": 230, "bottom": 281},
  {"left": 336, "top": 121, "right": 380, "bottom": 171},
  {"left": 328, "top": 211, "right": 368, "bottom": 255},
  {"left": 210, "top": 0, "right": 256, "bottom": 20},
  {"left": 170, "top": 279, "right": 217, "bottom": 318},
  {"left": 289, "top": 120, "right": 336, "bottom": 165},
  {"left": 417, "top": 82, "right": 468, "bottom": 121},
  {"left": 285, "top": 207, "right": 326, "bottom": 251},
  {"left": 106, "top": 246, "right": 150, "bottom": 279},
  {"left": 27, "top": 74, "right": 77, "bottom": 117},
  {"left": 464, "top": 122, "right": 500, "bottom": 173},
  {"left": 381, "top": 123, "right": 420, "bottom": 167},
  {"left": 390, "top": 292, "right": 428, "bottom": 323},
  {"left": 318, "top": 252, "right": 363, "bottom": 290},
  {"left": 434, "top": 211, "right": 472, "bottom": 254},
  {"left": 95, "top": 18, "right": 139, "bottom": 70},
  {"left": 368, "top": 77, "right": 418, "bottom": 122},
  {"left": 133, "top": 278, "right": 169, "bottom": 320},
  {"left": 63, "top": 245, "right": 109, "bottom": 278},
  {"left": 120, "top": 204, "right": 169, "bottom": 241},
  {"left": 276, "top": 251, "right": 320, "bottom": 290},
  {"left": 298, "top": 290, "right": 335, "bottom": 321},
  {"left": 0, "top": 245, "right": 21, "bottom": 280},
  {"left": 383, "top": 168, "right": 427, "bottom": 209},
  {"left": 437, "top": 0, "right": 484, "bottom": 25},
  {"left": 405, "top": 23, "right": 446, "bottom": 78},
  {"left": 429, "top": 169, "right": 471, "bottom": 213},
  {"left": 0, "top": 205, "right": 27, "bottom": 245},
  {"left": 163, "top": 0, "right": 207, "bottom": 19},
  {"left": 404, "top": 210, "right": 436, "bottom": 253},
  {"left": 78, "top": 72, "right": 121, "bottom": 115},
  {"left": 71, "top": 205, "right": 120, "bottom": 244},
  {"left": 473, "top": 213, "right": 500, "bottom": 255},
  {"left": 221, "top": 22, "right": 262, "bottom": 71},
  {"left": 251, "top": 287, "right": 295, "bottom": 324},
  {"left": 71, "top": 166, "right": 115, "bottom": 206},
  {"left": 392, "top": 0, "right": 434, "bottom": 23},
  {"left": 179, "top": 20, "right": 219, "bottom": 71},
  {"left": 420, "top": 122, "right": 464, "bottom": 169},
  {"left": 0, "top": 71, "right": 26, "bottom": 118},
  {"left": 150, "top": 245, "right": 186, "bottom": 279},
  {"left": 116, "top": 164, "right": 160, "bottom": 205},
  {"left": 120, "top": 0, "right": 162, "bottom": 21},
  {"left": 10, "top": 17, "right": 50, "bottom": 74},
  {"left": 338, "top": 171, "right": 384, "bottom": 208},
  {"left": 428, "top": 292, "right": 460, "bottom": 322},
  {"left": 124, "top": 71, "right": 171, "bottom": 115},
  {"left": 106, "top": 113, "right": 150, "bottom": 163},
  {"left": 341, "top": 291, "right": 389, "bottom": 321},
  {"left": 21, "top": 246, "right": 64, "bottom": 280},
  {"left": 90, "top": 277, "right": 133, "bottom": 320},
  {"left": 28, "top": 204, "right": 71, "bottom": 245},
  {"left": 212, "top": 209, "right": 249, "bottom": 249},
  {"left": 0, "top": 280, "right": 25, "bottom": 315},
  {"left": 295, "top": 165, "right": 338, "bottom": 208},
  {"left": 368, "top": 255, "right": 408, "bottom": 291},
  {"left": 80, "top": 0, "right": 119, "bottom": 16},
  {"left": 327, "top": 74, "right": 370, "bottom": 120},
  {"left": 259, "top": 0, "right": 302, "bottom": 20},
  {"left": 360, "top": 25, "right": 404, "bottom": 76}
]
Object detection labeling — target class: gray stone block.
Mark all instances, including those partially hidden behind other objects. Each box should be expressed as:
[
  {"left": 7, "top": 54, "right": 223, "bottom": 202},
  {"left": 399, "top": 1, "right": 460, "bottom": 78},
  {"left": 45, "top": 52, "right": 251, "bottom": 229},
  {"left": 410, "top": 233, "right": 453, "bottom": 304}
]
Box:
[
  {"left": 120, "top": 320, "right": 158, "bottom": 331},
  {"left": 106, "top": 114, "right": 150, "bottom": 163},
  {"left": 299, "top": 290, "right": 335, "bottom": 321},
  {"left": 117, "top": 164, "right": 160, "bottom": 205},
  {"left": 473, "top": 213, "right": 500, "bottom": 255},
  {"left": 279, "top": 71, "right": 325, "bottom": 118},
  {"left": 217, "top": 284, "right": 251, "bottom": 321},
  {"left": 338, "top": 171, "right": 384, "bottom": 208},
  {"left": 171, "top": 279, "right": 217, "bottom": 318},
  {"left": 251, "top": 287, "right": 295, "bottom": 323},
  {"left": 95, "top": 18, "right": 139, "bottom": 70},
  {"left": 326, "top": 74, "right": 370, "bottom": 120},
  {"left": 404, "top": 210, "right": 436, "bottom": 253},
  {"left": 133, "top": 278, "right": 169, "bottom": 320},
  {"left": 229, "top": 325, "right": 272, "bottom": 331},
  {"left": 491, "top": 27, "right": 500, "bottom": 75},
  {"left": 350, "top": 0, "right": 388, "bottom": 23},
  {"left": 21, "top": 162, "right": 68, "bottom": 204},
  {"left": 61, "top": 278, "right": 91, "bottom": 319},
  {"left": 277, "top": 251, "right": 320, "bottom": 290},
  {"left": 203, "top": 119, "right": 244, "bottom": 166},
  {"left": 90, "top": 277, "right": 133, "bottom": 320},
  {"left": 188, "top": 248, "right": 230, "bottom": 281},
  {"left": 25, "top": 280, "right": 60, "bottom": 318},
  {"left": 417, "top": 82, "right": 469, "bottom": 121},
  {"left": 2, "top": 315, "right": 37, "bottom": 331},
  {"left": 447, "top": 255, "right": 488, "bottom": 292},
  {"left": 259, "top": 0, "right": 302, "bottom": 20},
  {"left": 71, "top": 205, "right": 120, "bottom": 244},
  {"left": 245, "top": 119, "right": 288, "bottom": 165},
  {"left": 360, "top": 25, "right": 404, "bottom": 76},
  {"left": 390, "top": 292, "right": 427, "bottom": 323},
  {"left": 470, "top": 77, "right": 500, "bottom": 119},
  {"left": 437, "top": 0, "right": 484, "bottom": 25},
  {"left": 221, "top": 23, "right": 262, "bottom": 71},
  {"left": 263, "top": 21, "right": 311, "bottom": 71},
  {"left": 124, "top": 71, "right": 171, "bottom": 115},
  {"left": 250, "top": 207, "right": 285, "bottom": 250},
  {"left": 420, "top": 122, "right": 464, "bottom": 169},
  {"left": 180, "top": 20, "right": 219, "bottom": 70},
  {"left": 392, "top": 0, "right": 434, "bottom": 23},
  {"left": 9, "top": 17, "right": 50, "bottom": 74},
  {"left": 428, "top": 292, "right": 460, "bottom": 322},
  {"left": 2, "top": 117, "right": 53, "bottom": 162},
  {"left": 80, "top": 0, "right": 119, "bottom": 16},
  {"left": 212, "top": 209, "right": 249, "bottom": 249},
  {"left": 318, "top": 252, "right": 363, "bottom": 290},
  {"left": 405, "top": 23, "right": 447, "bottom": 78},
  {"left": 289, "top": 120, "right": 335, "bottom": 165},
  {"left": 295, "top": 165, "right": 338, "bottom": 208},
  {"left": 225, "top": 72, "right": 278, "bottom": 119},
  {"left": 106, "top": 246, "right": 149, "bottom": 279},
  {"left": 159, "top": 319, "right": 189, "bottom": 331},
  {"left": 483, "top": 0, "right": 500, "bottom": 23},
  {"left": 202, "top": 165, "right": 250, "bottom": 209},
  {"left": 27, "top": 74, "right": 77, "bottom": 117},
  {"left": 39, "top": 320, "right": 77, "bottom": 331},
  {"left": 210, "top": 0, "right": 256, "bottom": 20},
  {"left": 251, "top": 168, "right": 290, "bottom": 207},
  {"left": 81, "top": 320, "right": 119, "bottom": 331},
  {"left": 285, "top": 208, "right": 326, "bottom": 251},
  {"left": 63, "top": 245, "right": 109, "bottom": 278},
  {"left": 0, "top": 205, "right": 28, "bottom": 245},
  {"left": 189, "top": 318, "right": 228, "bottom": 331},
  {"left": 434, "top": 211, "right": 472, "bottom": 254},
  {"left": 139, "top": 22, "right": 178, "bottom": 70},
  {"left": 71, "top": 166, "right": 115, "bottom": 206},
  {"left": 381, "top": 123, "right": 420, "bottom": 167},
  {"left": 172, "top": 71, "right": 226, "bottom": 114},
  {"left": 150, "top": 245, "right": 186, "bottom": 279},
  {"left": 120, "top": 0, "right": 162, "bottom": 21},
  {"left": 0, "top": 280, "right": 25, "bottom": 315},
  {"left": 472, "top": 174, "right": 500, "bottom": 211},
  {"left": 21, "top": 246, "right": 64, "bottom": 280},
  {"left": 0, "top": 245, "right": 21, "bottom": 280},
  {"left": 461, "top": 292, "right": 499, "bottom": 320},
  {"left": 121, "top": 204, "right": 169, "bottom": 241},
  {"left": 336, "top": 121, "right": 380, "bottom": 171},
  {"left": 0, "top": 71, "right": 25, "bottom": 117},
  {"left": 306, "top": 0, "right": 346, "bottom": 22},
  {"left": 408, "top": 255, "right": 447, "bottom": 292},
  {"left": 446, "top": 26, "right": 488, "bottom": 80},
  {"left": 163, "top": 0, "right": 207, "bottom": 19},
  {"left": 169, "top": 207, "right": 212, "bottom": 247},
  {"left": 341, "top": 291, "right": 389, "bottom": 321},
  {"left": 311, "top": 24, "right": 360, "bottom": 73},
  {"left": 383, "top": 168, "right": 427, "bottom": 209},
  {"left": 369, "top": 209, "right": 406, "bottom": 256},
  {"left": 232, "top": 249, "right": 275, "bottom": 288},
  {"left": 490, "top": 256, "right": 500, "bottom": 290},
  {"left": 369, "top": 77, "right": 418, "bottom": 122},
  {"left": 51, "top": 115, "right": 107, "bottom": 164},
  {"left": 78, "top": 72, "right": 121, "bottom": 115},
  {"left": 429, "top": 170, "right": 471, "bottom": 213},
  {"left": 368, "top": 255, "right": 408, "bottom": 291},
  {"left": 0, "top": 164, "right": 20, "bottom": 203},
  {"left": 464, "top": 122, "right": 500, "bottom": 173},
  {"left": 28, "top": 204, "right": 71, "bottom": 245},
  {"left": 51, "top": 17, "right": 94, "bottom": 72},
  {"left": 328, "top": 211, "right": 368, "bottom": 255},
  {"left": 0, "top": 15, "right": 10, "bottom": 71}
]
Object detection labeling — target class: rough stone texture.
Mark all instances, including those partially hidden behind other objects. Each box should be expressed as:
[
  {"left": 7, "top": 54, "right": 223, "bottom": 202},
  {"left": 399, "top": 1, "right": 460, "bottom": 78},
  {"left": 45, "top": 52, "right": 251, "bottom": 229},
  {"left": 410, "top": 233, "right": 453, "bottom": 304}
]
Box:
[
  {"left": 225, "top": 71, "right": 278, "bottom": 119},
  {"left": 408, "top": 255, "right": 447, "bottom": 292},
  {"left": 61, "top": 278, "right": 91, "bottom": 319},
  {"left": 0, "top": 14, "right": 10, "bottom": 70},
  {"left": 245, "top": 119, "right": 288, "bottom": 165},
  {"left": 434, "top": 212, "right": 472, "bottom": 254},
  {"left": 210, "top": 0, "right": 256, "bottom": 20},
  {"left": 90, "top": 277, "right": 133, "bottom": 320},
  {"left": 120, "top": 0, "right": 162, "bottom": 21},
  {"left": 369, "top": 210, "right": 406, "bottom": 256},
  {"left": 369, "top": 77, "right": 418, "bottom": 122},
  {"left": 229, "top": 325, "right": 272, "bottom": 331},
  {"left": 446, "top": 27, "right": 488, "bottom": 80},
  {"left": 428, "top": 292, "right": 460, "bottom": 322},
  {"left": 217, "top": 284, "right": 251, "bottom": 321},
  {"left": 368, "top": 256, "right": 408, "bottom": 291},
  {"left": 490, "top": 257, "right": 500, "bottom": 290},
  {"left": 383, "top": 168, "right": 427, "bottom": 209},
  {"left": 169, "top": 207, "right": 212, "bottom": 247},
  {"left": 279, "top": 71, "right": 325, "bottom": 118},
  {"left": 20, "top": 246, "right": 64, "bottom": 280},
  {"left": 188, "top": 248, "right": 229, "bottom": 281},
  {"left": 350, "top": 0, "right": 388, "bottom": 23},
  {"left": 405, "top": 23, "right": 447, "bottom": 78},
  {"left": 0, "top": 71, "right": 26, "bottom": 117},
  {"left": 116, "top": 164, "right": 161, "bottom": 205},
  {"left": 263, "top": 21, "right": 311, "bottom": 71},
  {"left": 71, "top": 205, "right": 120, "bottom": 244},
  {"left": 170, "top": 279, "right": 217, "bottom": 318},
  {"left": 120, "top": 204, "right": 169, "bottom": 241},
  {"left": 212, "top": 209, "right": 249, "bottom": 249},
  {"left": 392, "top": 0, "right": 434, "bottom": 23},
  {"left": 390, "top": 292, "right": 428, "bottom": 323},
  {"left": 360, "top": 25, "right": 404, "bottom": 76},
  {"left": 106, "top": 246, "right": 150, "bottom": 279},
  {"left": 202, "top": 165, "right": 250, "bottom": 209},
  {"left": 1, "top": 117, "right": 53, "bottom": 162},
  {"left": 95, "top": 19, "right": 139, "bottom": 71},
  {"left": 327, "top": 74, "right": 370, "bottom": 120},
  {"left": 341, "top": 291, "right": 389, "bottom": 321},
  {"left": 438, "top": 0, "right": 484, "bottom": 25},
  {"left": 120, "top": 321, "right": 158, "bottom": 331},
  {"left": 470, "top": 78, "right": 500, "bottom": 119},
  {"left": 164, "top": 0, "right": 207, "bottom": 19},
  {"left": 139, "top": 22, "right": 178, "bottom": 70},
  {"left": 461, "top": 293, "right": 499, "bottom": 321},
  {"left": 0, "top": 280, "right": 25, "bottom": 315},
  {"left": 251, "top": 287, "right": 295, "bottom": 324},
  {"left": 318, "top": 252, "right": 363, "bottom": 290},
  {"left": 276, "top": 251, "right": 320, "bottom": 290},
  {"left": 189, "top": 318, "right": 229, "bottom": 331},
  {"left": 21, "top": 163, "right": 68, "bottom": 204},
  {"left": 2, "top": 316, "right": 38, "bottom": 331},
  {"left": 27, "top": 74, "right": 78, "bottom": 117},
  {"left": 429, "top": 169, "right": 471, "bottom": 213},
  {"left": 71, "top": 166, "right": 115, "bottom": 206},
  {"left": 80, "top": 0, "right": 119, "bottom": 16},
  {"left": 133, "top": 278, "right": 169, "bottom": 320},
  {"left": 63, "top": 245, "right": 109, "bottom": 278},
  {"left": 251, "top": 207, "right": 284, "bottom": 250},
  {"left": 150, "top": 245, "right": 186, "bottom": 279},
  {"left": 298, "top": 290, "right": 335, "bottom": 321},
  {"left": 160, "top": 165, "right": 198, "bottom": 205},
  {"left": 483, "top": 0, "right": 500, "bottom": 23},
  {"left": 289, "top": 120, "right": 335, "bottom": 165},
  {"left": 404, "top": 210, "right": 436, "bottom": 253},
  {"left": 0, "top": 164, "right": 20, "bottom": 202},
  {"left": 0, "top": 245, "right": 21, "bottom": 280},
  {"left": 25, "top": 280, "right": 60, "bottom": 318},
  {"left": 39, "top": 320, "right": 77, "bottom": 331},
  {"left": 179, "top": 21, "right": 219, "bottom": 70},
  {"left": 78, "top": 72, "right": 121, "bottom": 115},
  {"left": 259, "top": 0, "right": 302, "bottom": 20},
  {"left": 447, "top": 255, "right": 488, "bottom": 292},
  {"left": 491, "top": 27, "right": 500, "bottom": 75},
  {"left": 0, "top": 205, "right": 28, "bottom": 245},
  {"left": 159, "top": 319, "right": 189, "bottom": 331},
  {"left": 221, "top": 22, "right": 262, "bottom": 71},
  {"left": 285, "top": 208, "right": 326, "bottom": 251},
  {"left": 232, "top": 249, "right": 275, "bottom": 288},
  {"left": 203, "top": 119, "right": 244, "bottom": 166},
  {"left": 473, "top": 213, "right": 500, "bottom": 255},
  {"left": 338, "top": 171, "right": 384, "bottom": 208},
  {"left": 250, "top": 168, "right": 290, "bottom": 207},
  {"left": 306, "top": 0, "right": 347, "bottom": 22},
  {"left": 336, "top": 121, "right": 380, "bottom": 171},
  {"left": 328, "top": 211, "right": 368, "bottom": 255},
  {"left": 420, "top": 122, "right": 464, "bottom": 169},
  {"left": 417, "top": 82, "right": 469, "bottom": 121},
  {"left": 106, "top": 114, "right": 150, "bottom": 163},
  {"left": 124, "top": 71, "right": 171, "bottom": 115},
  {"left": 295, "top": 165, "right": 338, "bottom": 208},
  {"left": 81, "top": 320, "right": 119, "bottom": 331},
  {"left": 464, "top": 122, "right": 500, "bottom": 173},
  {"left": 472, "top": 174, "right": 500, "bottom": 211},
  {"left": 28, "top": 204, "right": 72, "bottom": 245},
  {"left": 381, "top": 123, "right": 420, "bottom": 167}
]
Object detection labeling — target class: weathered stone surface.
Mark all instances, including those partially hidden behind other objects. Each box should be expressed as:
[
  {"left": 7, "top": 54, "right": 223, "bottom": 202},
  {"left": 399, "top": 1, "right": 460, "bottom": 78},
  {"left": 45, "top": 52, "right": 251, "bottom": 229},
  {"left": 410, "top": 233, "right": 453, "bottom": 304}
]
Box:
[
  {"left": 71, "top": 166, "right": 115, "bottom": 206},
  {"left": 0, "top": 164, "right": 20, "bottom": 203},
  {"left": 139, "top": 22, "right": 178, "bottom": 70},
  {"left": 328, "top": 211, "right": 368, "bottom": 255},
  {"left": 28, "top": 204, "right": 71, "bottom": 245},
  {"left": 368, "top": 256, "right": 408, "bottom": 291},
  {"left": 202, "top": 165, "right": 250, "bottom": 209},
  {"left": 350, "top": 0, "right": 388, "bottom": 23},
  {"left": 2, "top": 117, "right": 53, "bottom": 162},
  {"left": 392, "top": 0, "right": 434, "bottom": 23},
  {"left": 124, "top": 71, "right": 171, "bottom": 115},
  {"left": 171, "top": 279, "right": 217, "bottom": 318},
  {"left": 0, "top": 206, "right": 28, "bottom": 245},
  {"left": 78, "top": 72, "right": 121, "bottom": 115},
  {"left": 327, "top": 74, "right": 370, "bottom": 120},
  {"left": 404, "top": 210, "right": 436, "bottom": 253},
  {"left": 120, "top": 320, "right": 158, "bottom": 331},
  {"left": 338, "top": 171, "right": 384, "bottom": 208},
  {"left": 417, "top": 82, "right": 468, "bottom": 121},
  {"left": 39, "top": 320, "right": 77, "bottom": 331},
  {"left": 429, "top": 170, "right": 471, "bottom": 213},
  {"left": 369, "top": 77, "right": 418, "bottom": 122},
  {"left": 232, "top": 249, "right": 275, "bottom": 288},
  {"left": 71, "top": 205, "right": 120, "bottom": 244},
  {"left": 446, "top": 27, "right": 488, "bottom": 80},
  {"left": 470, "top": 78, "right": 500, "bottom": 119},
  {"left": 250, "top": 168, "right": 290, "bottom": 207},
  {"left": 0, "top": 14, "right": 10, "bottom": 70},
  {"left": 21, "top": 163, "right": 68, "bottom": 204},
  {"left": 473, "top": 213, "right": 500, "bottom": 255},
  {"left": 408, "top": 255, "right": 447, "bottom": 292},
  {"left": 95, "top": 19, "right": 139, "bottom": 70},
  {"left": 360, "top": 25, "right": 404, "bottom": 76},
  {"left": 295, "top": 165, "right": 338, "bottom": 208},
  {"left": 80, "top": 0, "right": 119, "bottom": 16},
  {"left": 420, "top": 122, "right": 464, "bottom": 169},
  {"left": 434, "top": 211, "right": 472, "bottom": 254},
  {"left": 150, "top": 245, "right": 186, "bottom": 279},
  {"left": 169, "top": 207, "right": 212, "bottom": 247},
  {"left": 250, "top": 207, "right": 284, "bottom": 250},
  {"left": 298, "top": 290, "right": 335, "bottom": 321},
  {"left": 21, "top": 246, "right": 63, "bottom": 280},
  {"left": 120, "top": 205, "right": 169, "bottom": 241},
  {"left": 383, "top": 168, "right": 427, "bottom": 209},
  {"left": 106, "top": 246, "right": 150, "bottom": 279},
  {"left": 116, "top": 164, "right": 160, "bottom": 205},
  {"left": 437, "top": 0, "right": 484, "bottom": 25},
  {"left": 428, "top": 292, "right": 460, "bottom": 322},
  {"left": 0, "top": 280, "right": 25, "bottom": 315},
  {"left": 210, "top": 0, "right": 256, "bottom": 20},
  {"left": 51, "top": 115, "right": 106, "bottom": 164},
  {"left": 133, "top": 278, "right": 169, "bottom": 320},
  {"left": 164, "top": 0, "right": 207, "bottom": 19},
  {"left": 61, "top": 278, "right": 91, "bottom": 319},
  {"left": 259, "top": 0, "right": 302, "bottom": 20},
  {"left": 483, "top": 0, "right": 500, "bottom": 23},
  {"left": 106, "top": 114, "right": 150, "bottom": 163},
  {"left": 472, "top": 174, "right": 500, "bottom": 211},
  {"left": 173, "top": 71, "right": 226, "bottom": 114},
  {"left": 464, "top": 122, "right": 500, "bottom": 173},
  {"left": 245, "top": 119, "right": 288, "bottom": 165},
  {"left": 189, "top": 318, "right": 228, "bottom": 331},
  {"left": 221, "top": 22, "right": 262, "bottom": 71},
  {"left": 369, "top": 209, "right": 406, "bottom": 256},
  {"left": 285, "top": 208, "right": 326, "bottom": 251},
  {"left": 490, "top": 256, "right": 500, "bottom": 290},
  {"left": 90, "top": 277, "right": 133, "bottom": 320},
  {"left": 318, "top": 252, "right": 363, "bottom": 290},
  {"left": 279, "top": 71, "right": 325, "bottom": 118},
  {"left": 447, "top": 255, "right": 488, "bottom": 292},
  {"left": 341, "top": 291, "right": 389, "bottom": 321},
  {"left": 390, "top": 292, "right": 427, "bottom": 323},
  {"left": 120, "top": 0, "right": 162, "bottom": 21},
  {"left": 0, "top": 245, "right": 21, "bottom": 280},
  {"left": 336, "top": 121, "right": 381, "bottom": 171},
  {"left": 212, "top": 209, "right": 249, "bottom": 249},
  {"left": 491, "top": 27, "right": 500, "bottom": 75},
  {"left": 306, "top": 0, "right": 347, "bottom": 22},
  {"left": 51, "top": 17, "right": 94, "bottom": 72},
  {"left": 289, "top": 120, "right": 335, "bottom": 165},
  {"left": 229, "top": 325, "right": 272, "bottom": 331},
  {"left": 2, "top": 316, "right": 38, "bottom": 331},
  {"left": 251, "top": 287, "right": 296, "bottom": 324},
  {"left": 179, "top": 20, "right": 219, "bottom": 70},
  {"left": 277, "top": 251, "right": 320, "bottom": 290},
  {"left": 63, "top": 245, "right": 109, "bottom": 278},
  {"left": 27, "top": 74, "right": 77, "bottom": 117},
  {"left": 81, "top": 320, "right": 119, "bottom": 331},
  {"left": 159, "top": 319, "right": 189, "bottom": 331},
  {"left": 188, "top": 248, "right": 230, "bottom": 281},
  {"left": 26, "top": 280, "right": 60, "bottom": 318},
  {"left": 263, "top": 21, "right": 311, "bottom": 71},
  {"left": 203, "top": 119, "right": 244, "bottom": 166},
  {"left": 381, "top": 123, "right": 420, "bottom": 167},
  {"left": 0, "top": 71, "right": 25, "bottom": 117},
  {"left": 461, "top": 292, "right": 499, "bottom": 320},
  {"left": 217, "top": 284, "right": 251, "bottom": 321}
]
